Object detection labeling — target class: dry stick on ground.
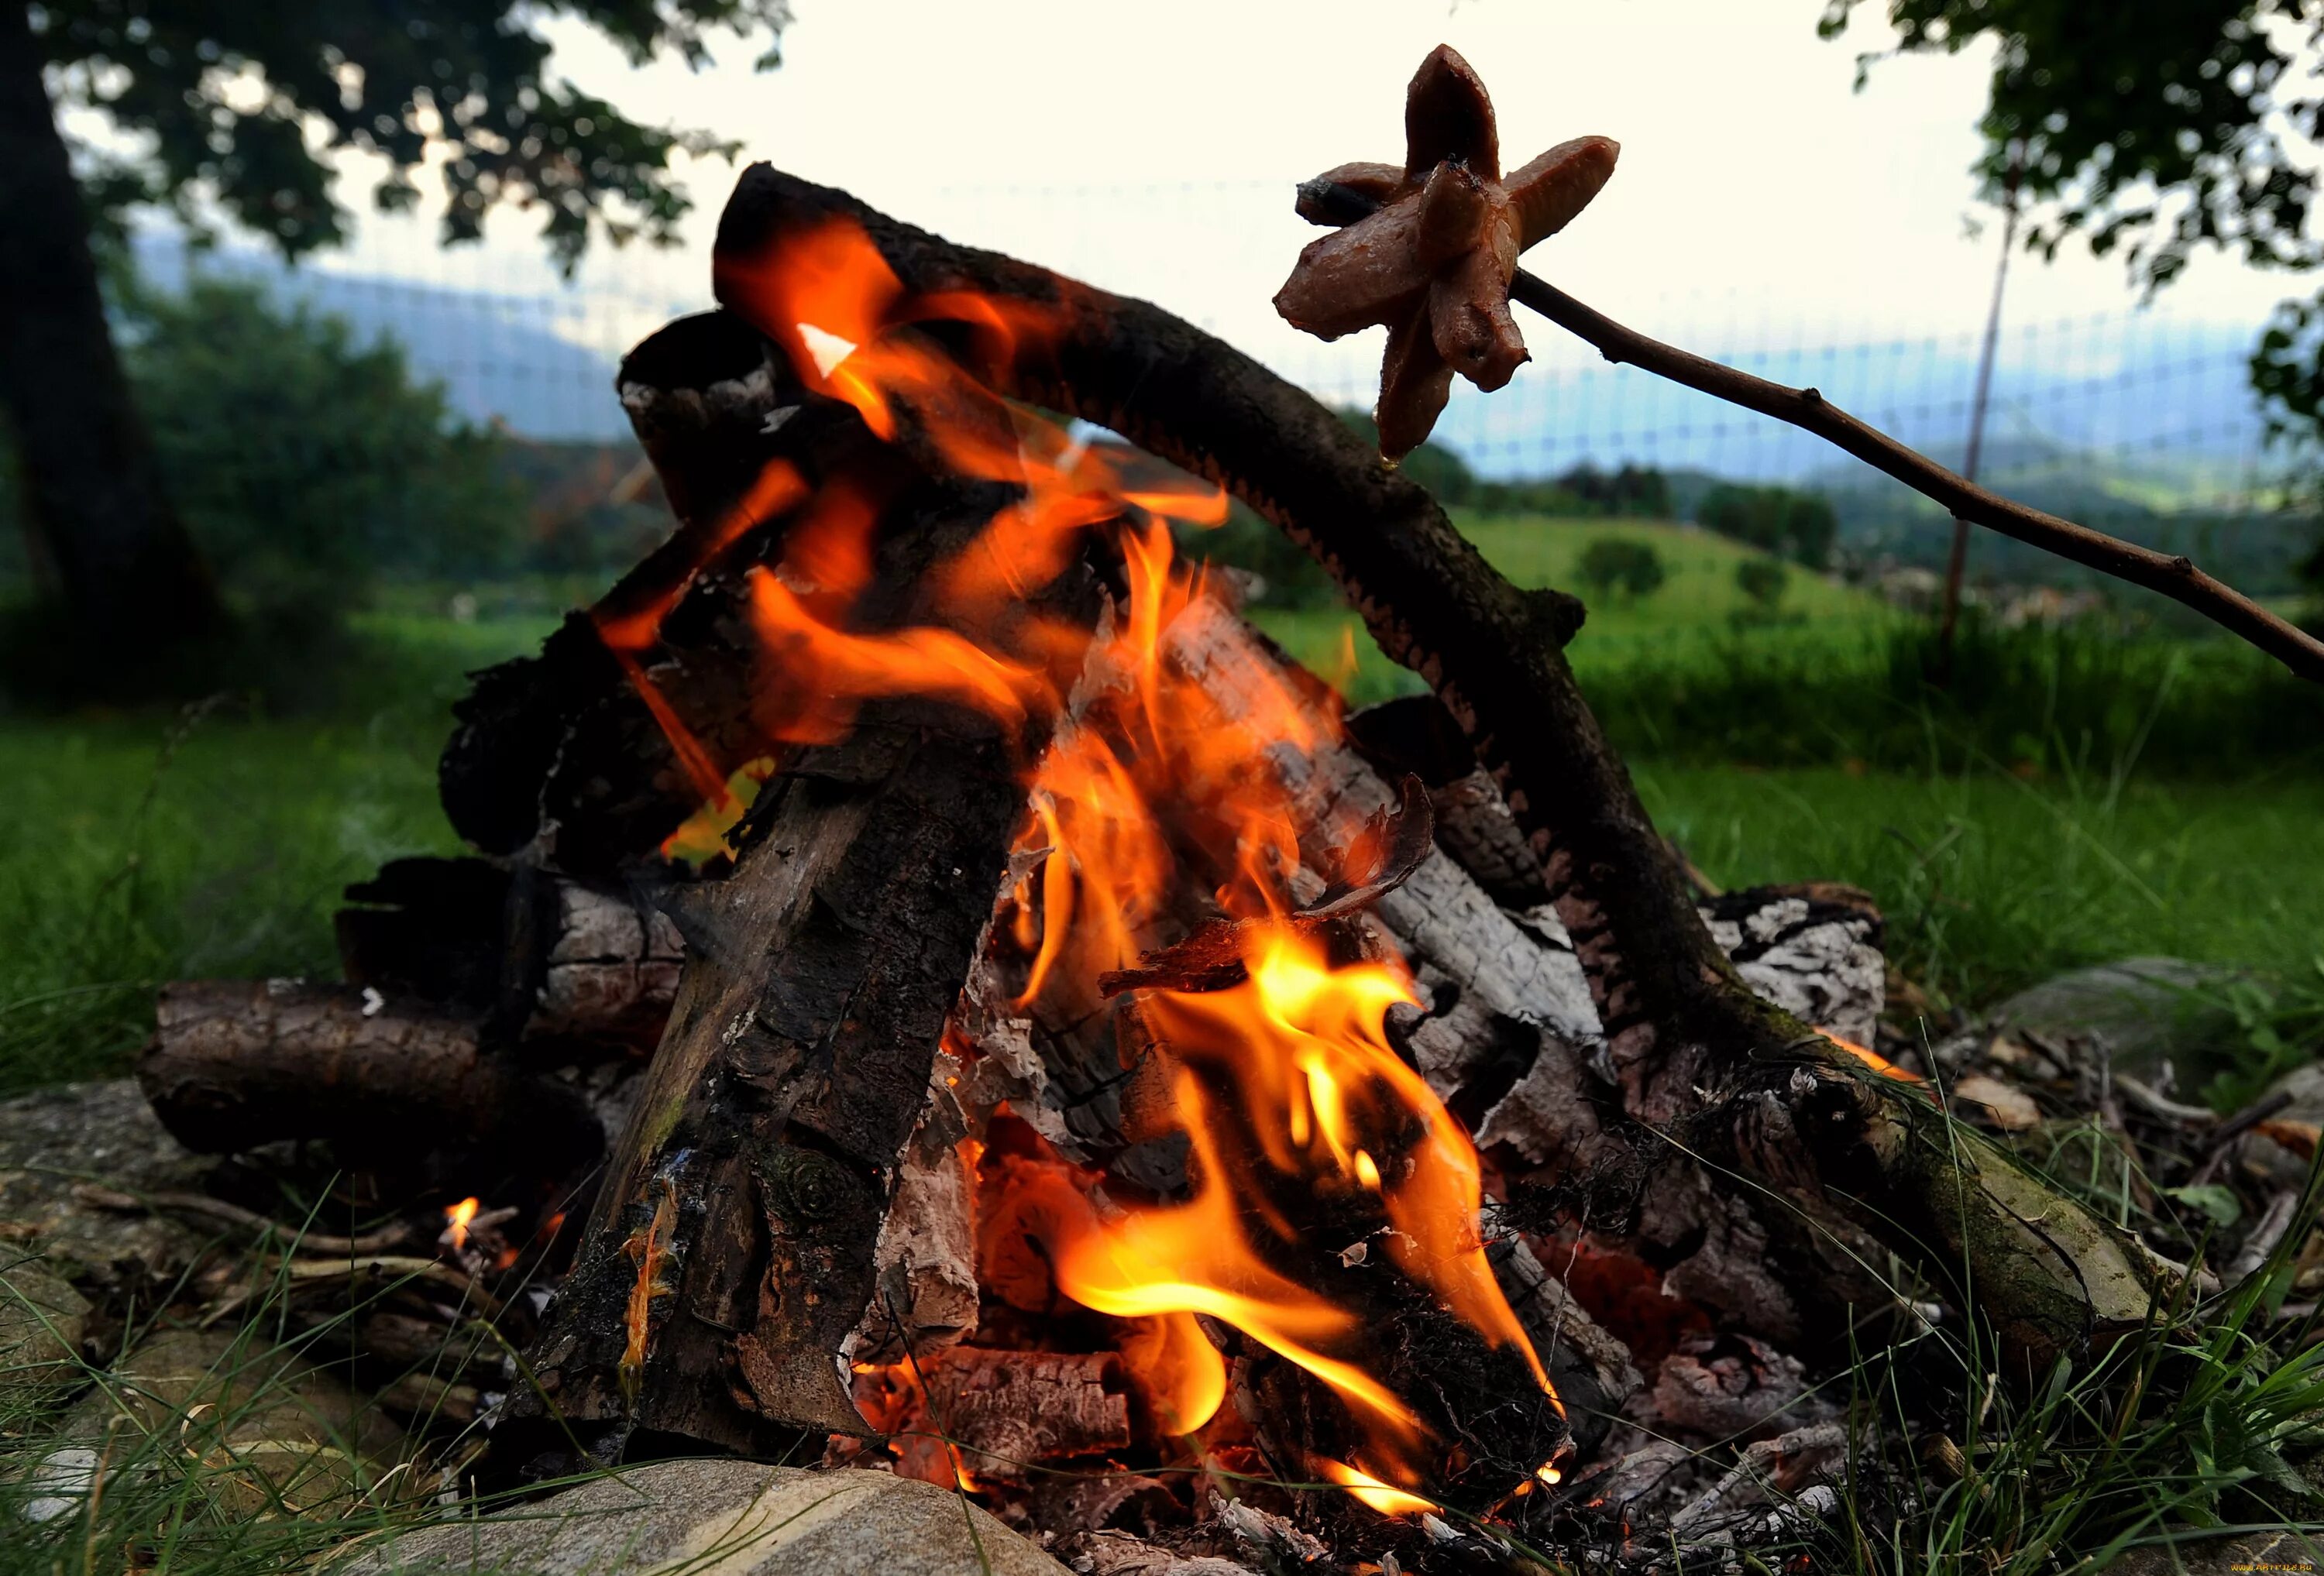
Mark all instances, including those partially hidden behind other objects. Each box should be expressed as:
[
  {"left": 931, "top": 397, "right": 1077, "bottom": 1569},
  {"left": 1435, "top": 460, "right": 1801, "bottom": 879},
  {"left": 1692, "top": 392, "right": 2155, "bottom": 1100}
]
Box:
[
  {"left": 717, "top": 165, "right": 2172, "bottom": 1376},
  {"left": 1289, "top": 177, "right": 2324, "bottom": 687}
]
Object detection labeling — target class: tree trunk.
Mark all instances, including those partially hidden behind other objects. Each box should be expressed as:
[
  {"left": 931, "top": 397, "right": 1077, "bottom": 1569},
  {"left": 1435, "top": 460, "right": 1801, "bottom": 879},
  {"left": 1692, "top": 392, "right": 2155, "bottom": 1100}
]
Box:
[{"left": 0, "top": 6, "right": 222, "bottom": 652}]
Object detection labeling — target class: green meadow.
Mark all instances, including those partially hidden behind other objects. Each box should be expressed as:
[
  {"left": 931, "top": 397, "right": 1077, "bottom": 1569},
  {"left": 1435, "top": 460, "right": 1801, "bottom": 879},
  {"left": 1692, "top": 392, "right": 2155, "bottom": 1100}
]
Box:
[{"left": 5, "top": 518, "right": 2320, "bottom": 1097}]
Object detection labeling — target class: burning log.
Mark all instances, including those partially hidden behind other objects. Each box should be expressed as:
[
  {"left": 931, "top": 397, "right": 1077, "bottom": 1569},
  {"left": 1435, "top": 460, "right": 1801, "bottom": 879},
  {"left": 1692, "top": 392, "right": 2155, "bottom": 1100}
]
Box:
[{"left": 698, "top": 163, "right": 2173, "bottom": 1375}]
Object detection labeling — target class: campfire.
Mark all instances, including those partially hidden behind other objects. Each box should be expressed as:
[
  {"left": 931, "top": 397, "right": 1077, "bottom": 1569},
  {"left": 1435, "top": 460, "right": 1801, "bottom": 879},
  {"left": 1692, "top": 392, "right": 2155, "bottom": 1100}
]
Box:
[
  {"left": 540, "top": 203, "right": 1586, "bottom": 1519},
  {"left": 127, "top": 124, "right": 2210, "bottom": 1570}
]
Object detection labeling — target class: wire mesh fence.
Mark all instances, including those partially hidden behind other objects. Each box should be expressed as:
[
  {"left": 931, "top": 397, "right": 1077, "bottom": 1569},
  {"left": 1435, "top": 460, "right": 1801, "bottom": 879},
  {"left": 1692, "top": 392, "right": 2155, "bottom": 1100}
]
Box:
[{"left": 146, "top": 179, "right": 2291, "bottom": 519}]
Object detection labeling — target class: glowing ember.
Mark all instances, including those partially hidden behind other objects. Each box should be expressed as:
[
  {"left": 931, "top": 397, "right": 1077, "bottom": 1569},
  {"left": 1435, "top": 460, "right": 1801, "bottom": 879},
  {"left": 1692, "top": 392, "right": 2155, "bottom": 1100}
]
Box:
[
  {"left": 601, "top": 211, "right": 1560, "bottom": 1506},
  {"left": 1825, "top": 1032, "right": 1922, "bottom": 1083},
  {"left": 441, "top": 1197, "right": 480, "bottom": 1252}
]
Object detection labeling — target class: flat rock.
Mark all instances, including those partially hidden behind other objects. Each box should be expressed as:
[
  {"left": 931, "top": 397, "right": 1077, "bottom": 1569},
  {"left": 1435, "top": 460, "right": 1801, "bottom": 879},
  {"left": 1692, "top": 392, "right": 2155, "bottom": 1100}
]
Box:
[
  {"left": 343, "top": 1460, "right": 1068, "bottom": 1574},
  {"left": 39, "top": 1326, "right": 408, "bottom": 1521},
  {"left": 0, "top": 1080, "right": 211, "bottom": 1287},
  {"left": 0, "top": 1255, "right": 88, "bottom": 1399},
  {"left": 1989, "top": 957, "right": 2237, "bottom": 1082}
]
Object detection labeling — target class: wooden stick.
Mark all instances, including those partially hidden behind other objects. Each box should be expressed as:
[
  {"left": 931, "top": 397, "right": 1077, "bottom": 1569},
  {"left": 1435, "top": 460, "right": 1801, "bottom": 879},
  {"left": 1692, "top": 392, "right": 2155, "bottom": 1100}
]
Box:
[
  {"left": 70, "top": 1183, "right": 414, "bottom": 1258},
  {"left": 1302, "top": 180, "right": 2324, "bottom": 685}
]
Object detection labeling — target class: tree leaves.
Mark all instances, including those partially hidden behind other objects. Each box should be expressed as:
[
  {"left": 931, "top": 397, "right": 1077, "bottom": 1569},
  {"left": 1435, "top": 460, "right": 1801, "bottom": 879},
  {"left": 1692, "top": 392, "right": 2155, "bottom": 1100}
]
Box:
[{"left": 28, "top": 0, "right": 792, "bottom": 272}]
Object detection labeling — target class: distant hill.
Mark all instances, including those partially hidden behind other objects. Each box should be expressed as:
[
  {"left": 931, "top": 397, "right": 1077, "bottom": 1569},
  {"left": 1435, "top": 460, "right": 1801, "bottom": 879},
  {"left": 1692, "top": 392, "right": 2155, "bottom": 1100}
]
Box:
[{"left": 132, "top": 237, "right": 641, "bottom": 441}]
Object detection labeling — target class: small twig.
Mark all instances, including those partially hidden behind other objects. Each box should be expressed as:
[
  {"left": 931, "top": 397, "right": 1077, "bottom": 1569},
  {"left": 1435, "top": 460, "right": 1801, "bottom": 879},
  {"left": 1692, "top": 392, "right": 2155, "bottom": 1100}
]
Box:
[
  {"left": 72, "top": 1183, "right": 414, "bottom": 1258},
  {"left": 2226, "top": 1190, "right": 2302, "bottom": 1287},
  {"left": 279, "top": 1255, "right": 503, "bottom": 1314},
  {"left": 2188, "top": 1091, "right": 2296, "bottom": 1187},
  {"left": 2114, "top": 1075, "right": 2217, "bottom": 1127},
  {"left": 1301, "top": 181, "right": 2324, "bottom": 685}
]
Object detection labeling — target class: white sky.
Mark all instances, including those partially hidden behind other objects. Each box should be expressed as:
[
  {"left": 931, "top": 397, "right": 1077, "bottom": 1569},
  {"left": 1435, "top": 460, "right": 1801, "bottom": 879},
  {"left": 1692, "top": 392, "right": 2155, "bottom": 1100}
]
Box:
[
  {"left": 319, "top": 1, "right": 2296, "bottom": 338},
  {"left": 265, "top": 0, "right": 2299, "bottom": 478}
]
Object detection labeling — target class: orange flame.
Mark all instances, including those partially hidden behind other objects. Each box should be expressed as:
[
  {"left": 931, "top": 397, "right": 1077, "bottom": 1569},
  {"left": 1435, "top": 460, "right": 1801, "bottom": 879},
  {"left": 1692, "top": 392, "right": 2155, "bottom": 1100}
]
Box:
[
  {"left": 442, "top": 1197, "right": 480, "bottom": 1252},
  {"left": 1321, "top": 1458, "right": 1440, "bottom": 1517},
  {"left": 597, "top": 214, "right": 1556, "bottom": 1506}
]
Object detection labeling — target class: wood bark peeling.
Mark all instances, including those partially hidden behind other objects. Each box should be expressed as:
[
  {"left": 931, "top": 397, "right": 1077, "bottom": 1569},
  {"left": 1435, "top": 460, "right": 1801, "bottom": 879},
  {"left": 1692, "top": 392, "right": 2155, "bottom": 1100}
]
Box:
[{"left": 708, "top": 165, "right": 2172, "bottom": 1375}]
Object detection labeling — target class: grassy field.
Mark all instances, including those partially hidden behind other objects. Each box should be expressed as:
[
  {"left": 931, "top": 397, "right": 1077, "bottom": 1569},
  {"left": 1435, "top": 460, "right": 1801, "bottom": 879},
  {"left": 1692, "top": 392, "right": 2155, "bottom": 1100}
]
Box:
[
  {"left": 1251, "top": 514, "right": 1896, "bottom": 706},
  {"left": 3, "top": 524, "right": 2319, "bottom": 1097}
]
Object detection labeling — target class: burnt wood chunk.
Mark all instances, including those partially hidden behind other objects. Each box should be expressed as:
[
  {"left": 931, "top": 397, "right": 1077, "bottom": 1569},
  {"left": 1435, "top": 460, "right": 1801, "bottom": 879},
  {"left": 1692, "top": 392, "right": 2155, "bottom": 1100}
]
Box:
[
  {"left": 501, "top": 704, "right": 1037, "bottom": 1466},
  {"left": 334, "top": 857, "right": 512, "bottom": 1015},
  {"left": 337, "top": 857, "right": 683, "bottom": 1049}
]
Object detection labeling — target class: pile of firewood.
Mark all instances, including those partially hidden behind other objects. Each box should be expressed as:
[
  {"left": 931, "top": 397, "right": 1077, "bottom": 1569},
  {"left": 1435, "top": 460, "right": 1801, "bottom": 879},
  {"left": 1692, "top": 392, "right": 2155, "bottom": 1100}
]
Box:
[{"left": 113, "top": 164, "right": 2287, "bottom": 1573}]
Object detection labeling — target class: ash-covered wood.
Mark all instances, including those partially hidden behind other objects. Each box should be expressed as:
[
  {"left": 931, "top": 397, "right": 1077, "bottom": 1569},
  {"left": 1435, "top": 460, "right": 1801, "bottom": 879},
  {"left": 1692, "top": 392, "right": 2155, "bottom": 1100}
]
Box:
[
  {"left": 1698, "top": 882, "right": 1885, "bottom": 1050},
  {"left": 906, "top": 1347, "right": 1134, "bottom": 1474}
]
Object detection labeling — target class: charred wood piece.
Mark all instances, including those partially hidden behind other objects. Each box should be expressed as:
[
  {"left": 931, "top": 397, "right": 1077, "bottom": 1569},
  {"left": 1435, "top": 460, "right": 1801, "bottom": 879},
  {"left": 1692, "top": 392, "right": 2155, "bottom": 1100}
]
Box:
[
  {"left": 337, "top": 857, "right": 683, "bottom": 1049},
  {"left": 501, "top": 703, "right": 1047, "bottom": 1465}
]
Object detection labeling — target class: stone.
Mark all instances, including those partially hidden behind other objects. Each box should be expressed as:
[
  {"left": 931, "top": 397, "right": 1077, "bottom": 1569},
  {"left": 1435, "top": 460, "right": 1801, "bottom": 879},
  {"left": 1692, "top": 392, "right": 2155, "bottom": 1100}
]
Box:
[
  {"left": 342, "top": 1459, "right": 1070, "bottom": 1574},
  {"left": 1989, "top": 958, "right": 2238, "bottom": 1083},
  {"left": 0, "top": 1255, "right": 89, "bottom": 1399},
  {"left": 55, "top": 1327, "right": 407, "bottom": 1520},
  {"left": 0, "top": 1080, "right": 212, "bottom": 1289},
  {"left": 2106, "top": 1528, "right": 2320, "bottom": 1575}
]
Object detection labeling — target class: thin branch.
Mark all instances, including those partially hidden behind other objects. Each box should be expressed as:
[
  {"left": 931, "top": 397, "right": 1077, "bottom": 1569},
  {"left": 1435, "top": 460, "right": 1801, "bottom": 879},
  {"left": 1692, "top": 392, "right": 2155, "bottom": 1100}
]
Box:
[
  {"left": 1305, "top": 180, "right": 2324, "bottom": 685},
  {"left": 1511, "top": 273, "right": 2324, "bottom": 682}
]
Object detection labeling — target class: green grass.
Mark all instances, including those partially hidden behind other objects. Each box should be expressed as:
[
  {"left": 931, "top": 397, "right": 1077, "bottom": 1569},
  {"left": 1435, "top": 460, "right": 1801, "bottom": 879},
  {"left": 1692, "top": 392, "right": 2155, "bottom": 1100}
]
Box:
[
  {"left": 1638, "top": 762, "right": 2324, "bottom": 1009},
  {"left": 1251, "top": 514, "right": 1892, "bottom": 707},
  {"left": 5, "top": 539, "right": 2319, "bottom": 1092},
  {"left": 0, "top": 611, "right": 551, "bottom": 1093}
]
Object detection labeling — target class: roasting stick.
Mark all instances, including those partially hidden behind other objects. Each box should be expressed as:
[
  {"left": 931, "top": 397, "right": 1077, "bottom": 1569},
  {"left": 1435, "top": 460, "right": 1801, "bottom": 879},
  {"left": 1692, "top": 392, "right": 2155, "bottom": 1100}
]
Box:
[{"left": 1301, "top": 178, "right": 2324, "bottom": 686}]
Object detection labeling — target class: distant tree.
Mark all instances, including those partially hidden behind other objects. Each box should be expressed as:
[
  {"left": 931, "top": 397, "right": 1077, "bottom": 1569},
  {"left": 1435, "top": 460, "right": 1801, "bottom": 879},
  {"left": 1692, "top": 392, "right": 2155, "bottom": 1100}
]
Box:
[
  {"left": 1697, "top": 482, "right": 1837, "bottom": 567},
  {"left": 1783, "top": 490, "right": 1839, "bottom": 568},
  {"left": 1734, "top": 556, "right": 1789, "bottom": 612},
  {"left": 2, "top": 0, "right": 788, "bottom": 681},
  {"left": 117, "top": 276, "right": 521, "bottom": 620},
  {"left": 2301, "top": 529, "right": 2324, "bottom": 634},
  {"left": 1817, "top": 1, "right": 2324, "bottom": 452},
  {"left": 1699, "top": 484, "right": 1785, "bottom": 554},
  {"left": 1556, "top": 461, "right": 1671, "bottom": 517},
  {"left": 1576, "top": 537, "right": 1668, "bottom": 601}
]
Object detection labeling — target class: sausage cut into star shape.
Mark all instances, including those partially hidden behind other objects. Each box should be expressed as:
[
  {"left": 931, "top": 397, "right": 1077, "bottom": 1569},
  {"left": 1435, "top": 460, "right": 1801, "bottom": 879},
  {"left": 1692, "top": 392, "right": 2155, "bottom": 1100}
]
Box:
[{"left": 1274, "top": 45, "right": 1618, "bottom": 460}]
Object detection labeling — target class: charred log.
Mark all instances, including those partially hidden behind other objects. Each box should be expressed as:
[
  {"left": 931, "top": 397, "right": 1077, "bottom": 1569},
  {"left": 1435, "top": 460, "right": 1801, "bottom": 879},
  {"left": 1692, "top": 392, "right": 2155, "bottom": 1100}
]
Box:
[
  {"left": 499, "top": 699, "right": 1039, "bottom": 1468},
  {"left": 436, "top": 318, "right": 892, "bottom": 874},
  {"left": 337, "top": 857, "right": 683, "bottom": 1049}
]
